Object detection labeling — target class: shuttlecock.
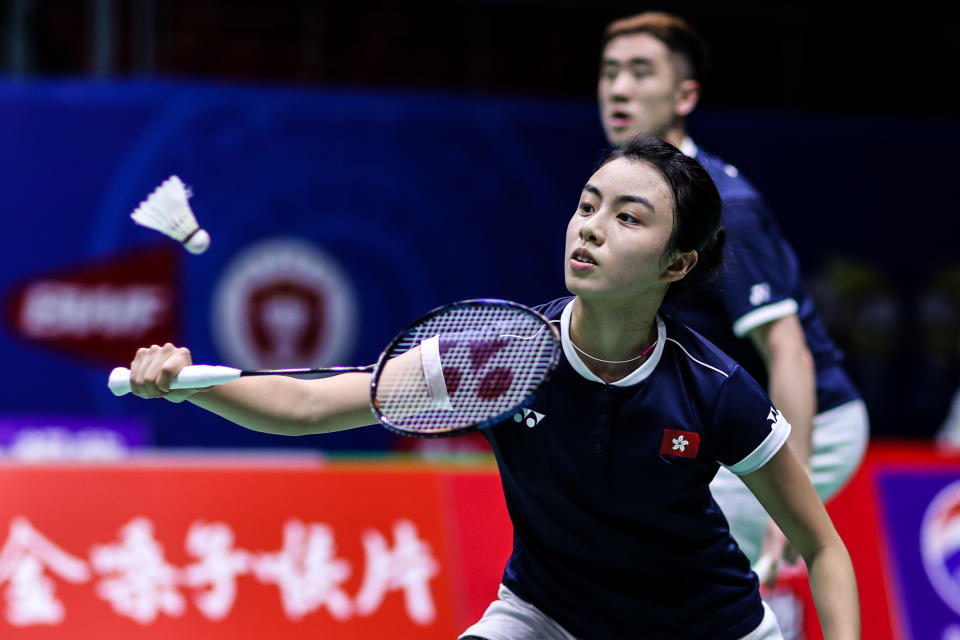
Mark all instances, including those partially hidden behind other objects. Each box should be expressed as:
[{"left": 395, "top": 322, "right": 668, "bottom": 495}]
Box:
[{"left": 130, "top": 175, "right": 210, "bottom": 254}]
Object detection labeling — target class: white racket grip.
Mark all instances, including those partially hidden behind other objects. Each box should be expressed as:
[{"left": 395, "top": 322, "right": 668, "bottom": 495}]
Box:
[{"left": 108, "top": 365, "right": 243, "bottom": 397}]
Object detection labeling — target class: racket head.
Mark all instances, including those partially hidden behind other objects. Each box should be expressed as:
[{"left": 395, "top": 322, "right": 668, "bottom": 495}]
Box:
[{"left": 370, "top": 299, "right": 560, "bottom": 438}]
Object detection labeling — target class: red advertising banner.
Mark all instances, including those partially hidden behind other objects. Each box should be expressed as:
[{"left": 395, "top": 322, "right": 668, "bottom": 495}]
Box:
[
  {"left": 3, "top": 441, "right": 947, "bottom": 639},
  {"left": 0, "top": 458, "right": 512, "bottom": 639}
]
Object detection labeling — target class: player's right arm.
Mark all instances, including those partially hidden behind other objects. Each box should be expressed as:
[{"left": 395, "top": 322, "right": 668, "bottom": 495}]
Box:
[
  {"left": 128, "top": 343, "right": 377, "bottom": 436},
  {"left": 741, "top": 445, "right": 859, "bottom": 639},
  {"left": 714, "top": 368, "right": 858, "bottom": 637}
]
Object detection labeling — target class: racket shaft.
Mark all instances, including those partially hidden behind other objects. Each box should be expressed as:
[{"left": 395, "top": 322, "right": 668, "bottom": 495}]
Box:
[{"left": 108, "top": 365, "right": 242, "bottom": 396}]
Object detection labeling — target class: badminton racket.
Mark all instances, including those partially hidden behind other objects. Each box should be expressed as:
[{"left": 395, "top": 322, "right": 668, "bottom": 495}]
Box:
[{"left": 108, "top": 299, "right": 561, "bottom": 437}]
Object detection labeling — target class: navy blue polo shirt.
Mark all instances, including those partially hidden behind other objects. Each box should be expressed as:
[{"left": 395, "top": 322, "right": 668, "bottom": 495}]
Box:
[
  {"left": 661, "top": 139, "right": 860, "bottom": 413},
  {"left": 483, "top": 297, "right": 791, "bottom": 639}
]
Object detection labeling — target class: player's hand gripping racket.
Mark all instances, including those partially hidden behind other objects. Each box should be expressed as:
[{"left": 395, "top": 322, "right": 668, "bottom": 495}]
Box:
[{"left": 108, "top": 299, "right": 561, "bottom": 437}]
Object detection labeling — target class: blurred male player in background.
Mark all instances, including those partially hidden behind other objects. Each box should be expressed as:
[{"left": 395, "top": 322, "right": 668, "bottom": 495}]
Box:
[{"left": 596, "top": 11, "right": 869, "bottom": 577}]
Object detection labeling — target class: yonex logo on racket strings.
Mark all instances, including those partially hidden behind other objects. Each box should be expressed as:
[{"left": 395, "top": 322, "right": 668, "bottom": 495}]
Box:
[
  {"left": 438, "top": 337, "right": 516, "bottom": 401},
  {"left": 433, "top": 319, "right": 556, "bottom": 406}
]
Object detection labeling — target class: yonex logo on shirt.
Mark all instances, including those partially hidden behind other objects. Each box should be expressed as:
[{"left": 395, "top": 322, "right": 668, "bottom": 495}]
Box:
[
  {"left": 749, "top": 283, "right": 771, "bottom": 306},
  {"left": 513, "top": 409, "right": 546, "bottom": 428},
  {"left": 766, "top": 407, "right": 781, "bottom": 429}
]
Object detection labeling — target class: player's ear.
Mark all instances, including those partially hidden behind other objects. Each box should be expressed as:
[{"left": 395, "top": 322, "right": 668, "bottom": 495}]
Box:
[
  {"left": 660, "top": 250, "right": 698, "bottom": 283},
  {"left": 674, "top": 79, "right": 700, "bottom": 117}
]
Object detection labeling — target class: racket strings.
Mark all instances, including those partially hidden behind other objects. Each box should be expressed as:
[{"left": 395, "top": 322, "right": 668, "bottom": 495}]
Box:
[{"left": 373, "top": 304, "right": 559, "bottom": 435}]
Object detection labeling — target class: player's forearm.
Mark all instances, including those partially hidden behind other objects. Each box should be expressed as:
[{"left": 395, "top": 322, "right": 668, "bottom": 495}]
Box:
[
  {"left": 188, "top": 373, "right": 377, "bottom": 436},
  {"left": 805, "top": 541, "right": 861, "bottom": 639},
  {"left": 743, "top": 446, "right": 860, "bottom": 636}
]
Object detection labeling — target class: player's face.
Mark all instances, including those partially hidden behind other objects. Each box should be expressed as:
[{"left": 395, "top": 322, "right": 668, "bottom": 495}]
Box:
[
  {"left": 598, "top": 33, "right": 687, "bottom": 146},
  {"left": 565, "top": 157, "right": 676, "bottom": 302}
]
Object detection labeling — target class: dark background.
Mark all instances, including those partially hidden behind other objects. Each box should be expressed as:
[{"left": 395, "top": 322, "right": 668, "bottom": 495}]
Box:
[{"left": 4, "top": 1, "right": 958, "bottom": 118}]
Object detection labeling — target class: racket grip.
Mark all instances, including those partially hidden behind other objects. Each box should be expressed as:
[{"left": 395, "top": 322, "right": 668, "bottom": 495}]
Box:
[{"left": 108, "top": 365, "right": 243, "bottom": 397}]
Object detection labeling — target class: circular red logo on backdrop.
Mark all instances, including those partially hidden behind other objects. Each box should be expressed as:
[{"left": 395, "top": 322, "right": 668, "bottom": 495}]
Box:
[{"left": 211, "top": 238, "right": 358, "bottom": 369}]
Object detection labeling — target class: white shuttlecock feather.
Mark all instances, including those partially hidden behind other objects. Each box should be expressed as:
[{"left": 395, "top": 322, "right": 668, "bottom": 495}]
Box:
[{"left": 130, "top": 175, "right": 210, "bottom": 254}]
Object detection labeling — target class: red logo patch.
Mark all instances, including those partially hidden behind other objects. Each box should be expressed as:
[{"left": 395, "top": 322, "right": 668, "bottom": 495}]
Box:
[
  {"left": 4, "top": 246, "right": 178, "bottom": 365},
  {"left": 660, "top": 429, "right": 700, "bottom": 458}
]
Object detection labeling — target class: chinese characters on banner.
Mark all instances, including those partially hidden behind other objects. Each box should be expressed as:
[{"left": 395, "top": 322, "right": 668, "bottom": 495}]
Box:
[
  {"left": 2, "top": 443, "right": 945, "bottom": 639},
  {"left": 0, "top": 516, "right": 437, "bottom": 627},
  {"left": 0, "top": 461, "right": 513, "bottom": 639}
]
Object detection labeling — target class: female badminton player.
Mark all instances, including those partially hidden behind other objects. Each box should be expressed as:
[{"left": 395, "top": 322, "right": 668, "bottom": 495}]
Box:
[{"left": 126, "top": 136, "right": 859, "bottom": 639}]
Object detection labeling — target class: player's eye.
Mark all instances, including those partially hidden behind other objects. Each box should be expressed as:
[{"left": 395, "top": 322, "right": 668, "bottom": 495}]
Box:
[
  {"left": 617, "top": 211, "right": 639, "bottom": 224},
  {"left": 579, "top": 202, "right": 595, "bottom": 214}
]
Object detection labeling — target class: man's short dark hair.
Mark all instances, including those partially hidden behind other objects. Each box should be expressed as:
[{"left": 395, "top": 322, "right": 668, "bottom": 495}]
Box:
[{"left": 603, "top": 12, "right": 711, "bottom": 82}]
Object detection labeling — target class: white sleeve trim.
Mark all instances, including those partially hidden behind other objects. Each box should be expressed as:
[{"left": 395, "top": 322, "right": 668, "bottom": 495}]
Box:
[
  {"left": 724, "top": 413, "right": 792, "bottom": 475},
  {"left": 732, "top": 299, "right": 799, "bottom": 337},
  {"left": 420, "top": 335, "right": 454, "bottom": 411}
]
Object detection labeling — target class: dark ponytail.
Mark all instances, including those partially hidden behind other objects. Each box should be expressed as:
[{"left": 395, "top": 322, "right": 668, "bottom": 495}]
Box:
[{"left": 680, "top": 225, "right": 726, "bottom": 289}]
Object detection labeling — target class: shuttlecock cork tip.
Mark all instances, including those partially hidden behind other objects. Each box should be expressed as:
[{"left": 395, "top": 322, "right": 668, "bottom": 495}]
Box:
[{"left": 184, "top": 228, "right": 211, "bottom": 254}]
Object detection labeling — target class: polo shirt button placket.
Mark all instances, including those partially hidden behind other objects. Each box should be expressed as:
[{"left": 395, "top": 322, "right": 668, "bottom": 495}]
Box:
[{"left": 595, "top": 385, "right": 612, "bottom": 455}]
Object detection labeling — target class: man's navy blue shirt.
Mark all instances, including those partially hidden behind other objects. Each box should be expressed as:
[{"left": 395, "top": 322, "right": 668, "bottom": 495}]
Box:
[
  {"left": 662, "top": 140, "right": 860, "bottom": 413},
  {"left": 483, "top": 297, "right": 791, "bottom": 639}
]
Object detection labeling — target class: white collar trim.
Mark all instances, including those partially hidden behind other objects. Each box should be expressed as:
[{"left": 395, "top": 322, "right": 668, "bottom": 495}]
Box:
[
  {"left": 560, "top": 299, "right": 666, "bottom": 387},
  {"left": 680, "top": 136, "right": 698, "bottom": 158}
]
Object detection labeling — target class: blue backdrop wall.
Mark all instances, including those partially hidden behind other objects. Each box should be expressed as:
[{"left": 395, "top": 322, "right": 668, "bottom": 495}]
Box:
[{"left": 1, "top": 79, "right": 956, "bottom": 449}]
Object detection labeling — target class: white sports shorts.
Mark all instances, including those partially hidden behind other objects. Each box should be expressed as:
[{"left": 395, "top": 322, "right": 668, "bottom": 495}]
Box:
[
  {"left": 459, "top": 583, "right": 783, "bottom": 639},
  {"left": 710, "top": 398, "right": 870, "bottom": 564}
]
